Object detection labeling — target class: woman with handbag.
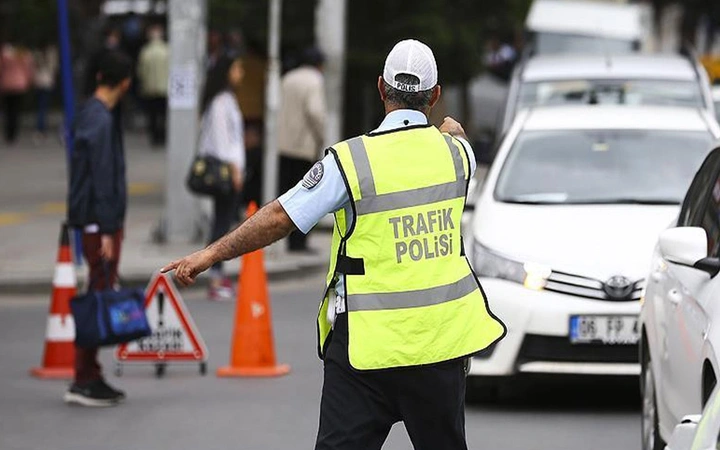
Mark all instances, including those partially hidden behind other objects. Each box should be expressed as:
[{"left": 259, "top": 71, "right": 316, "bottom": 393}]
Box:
[{"left": 196, "top": 56, "right": 245, "bottom": 301}]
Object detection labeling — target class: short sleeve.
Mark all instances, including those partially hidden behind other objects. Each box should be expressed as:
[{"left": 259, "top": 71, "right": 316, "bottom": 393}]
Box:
[
  {"left": 456, "top": 137, "right": 477, "bottom": 178},
  {"left": 277, "top": 153, "right": 350, "bottom": 234}
]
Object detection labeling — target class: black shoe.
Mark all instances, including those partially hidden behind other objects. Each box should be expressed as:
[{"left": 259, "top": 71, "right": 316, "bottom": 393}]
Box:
[
  {"left": 98, "top": 378, "right": 126, "bottom": 402},
  {"left": 64, "top": 380, "right": 119, "bottom": 407}
]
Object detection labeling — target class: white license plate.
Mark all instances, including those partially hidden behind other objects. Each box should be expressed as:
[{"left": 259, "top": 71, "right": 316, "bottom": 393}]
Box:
[{"left": 569, "top": 315, "right": 639, "bottom": 345}]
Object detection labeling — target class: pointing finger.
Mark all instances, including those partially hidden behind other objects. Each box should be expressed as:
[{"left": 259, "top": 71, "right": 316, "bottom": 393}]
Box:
[{"left": 161, "top": 260, "right": 180, "bottom": 273}]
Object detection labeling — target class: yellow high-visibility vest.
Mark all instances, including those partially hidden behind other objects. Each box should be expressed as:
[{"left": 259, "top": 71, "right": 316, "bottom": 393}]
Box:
[{"left": 317, "top": 125, "right": 506, "bottom": 370}]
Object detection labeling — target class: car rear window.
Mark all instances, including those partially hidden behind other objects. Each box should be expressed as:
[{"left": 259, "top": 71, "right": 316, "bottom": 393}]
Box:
[{"left": 518, "top": 79, "right": 704, "bottom": 109}]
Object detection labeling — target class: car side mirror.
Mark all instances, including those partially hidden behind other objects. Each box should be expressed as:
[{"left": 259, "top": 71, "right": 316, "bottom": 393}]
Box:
[
  {"left": 666, "top": 414, "right": 701, "bottom": 450},
  {"left": 659, "top": 227, "right": 720, "bottom": 276}
]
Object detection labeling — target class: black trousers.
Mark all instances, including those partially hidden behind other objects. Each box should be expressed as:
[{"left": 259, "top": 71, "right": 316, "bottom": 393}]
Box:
[
  {"left": 279, "top": 154, "right": 314, "bottom": 250},
  {"left": 2, "top": 93, "right": 23, "bottom": 143},
  {"left": 144, "top": 96, "right": 167, "bottom": 146},
  {"left": 315, "top": 313, "right": 468, "bottom": 450},
  {"left": 209, "top": 190, "right": 240, "bottom": 272}
]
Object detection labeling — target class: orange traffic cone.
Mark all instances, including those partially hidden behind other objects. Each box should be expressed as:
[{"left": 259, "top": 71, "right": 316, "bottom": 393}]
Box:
[
  {"left": 30, "top": 223, "right": 77, "bottom": 379},
  {"left": 217, "top": 202, "right": 290, "bottom": 378}
]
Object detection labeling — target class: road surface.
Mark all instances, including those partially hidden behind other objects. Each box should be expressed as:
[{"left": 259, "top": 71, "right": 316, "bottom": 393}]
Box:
[{"left": 0, "top": 273, "right": 639, "bottom": 450}]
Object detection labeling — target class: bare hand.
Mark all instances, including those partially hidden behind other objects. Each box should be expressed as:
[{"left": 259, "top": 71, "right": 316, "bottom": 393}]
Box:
[
  {"left": 161, "top": 249, "right": 215, "bottom": 287},
  {"left": 100, "top": 235, "right": 114, "bottom": 260},
  {"left": 439, "top": 116, "right": 468, "bottom": 140}
]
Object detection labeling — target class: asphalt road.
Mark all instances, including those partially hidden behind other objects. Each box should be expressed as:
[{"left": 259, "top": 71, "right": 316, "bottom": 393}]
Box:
[{"left": 0, "top": 273, "right": 640, "bottom": 450}]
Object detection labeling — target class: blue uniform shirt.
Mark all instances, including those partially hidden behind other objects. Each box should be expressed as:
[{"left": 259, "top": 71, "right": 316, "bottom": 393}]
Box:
[{"left": 278, "top": 110, "right": 476, "bottom": 305}]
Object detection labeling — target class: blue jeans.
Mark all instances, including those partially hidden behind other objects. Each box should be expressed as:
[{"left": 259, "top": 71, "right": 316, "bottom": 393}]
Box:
[{"left": 36, "top": 88, "right": 51, "bottom": 133}]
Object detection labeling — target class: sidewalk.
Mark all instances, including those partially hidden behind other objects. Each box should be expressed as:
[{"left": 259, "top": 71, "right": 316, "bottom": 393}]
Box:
[{"left": 0, "top": 132, "right": 330, "bottom": 293}]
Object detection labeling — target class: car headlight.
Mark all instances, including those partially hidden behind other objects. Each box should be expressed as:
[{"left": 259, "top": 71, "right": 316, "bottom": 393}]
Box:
[{"left": 472, "top": 240, "right": 551, "bottom": 290}]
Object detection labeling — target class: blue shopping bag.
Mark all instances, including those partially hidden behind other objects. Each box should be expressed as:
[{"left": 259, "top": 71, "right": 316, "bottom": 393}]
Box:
[{"left": 71, "top": 284, "right": 151, "bottom": 349}]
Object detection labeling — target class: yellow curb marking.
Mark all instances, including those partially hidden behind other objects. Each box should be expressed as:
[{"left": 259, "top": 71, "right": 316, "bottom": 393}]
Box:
[
  {"left": 40, "top": 202, "right": 66, "bottom": 214},
  {"left": 128, "top": 182, "right": 161, "bottom": 196},
  {"left": 0, "top": 213, "right": 28, "bottom": 226},
  {"left": 0, "top": 183, "right": 160, "bottom": 227}
]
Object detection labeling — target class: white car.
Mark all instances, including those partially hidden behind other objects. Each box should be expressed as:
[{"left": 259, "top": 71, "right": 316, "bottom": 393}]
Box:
[
  {"left": 713, "top": 86, "right": 720, "bottom": 124},
  {"left": 641, "top": 144, "right": 720, "bottom": 450},
  {"left": 467, "top": 104, "right": 720, "bottom": 400},
  {"left": 664, "top": 386, "right": 720, "bottom": 450},
  {"left": 499, "top": 53, "right": 716, "bottom": 137}
]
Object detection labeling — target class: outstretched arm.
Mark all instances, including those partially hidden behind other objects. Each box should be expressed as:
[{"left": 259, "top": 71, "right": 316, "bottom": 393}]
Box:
[{"left": 161, "top": 200, "right": 296, "bottom": 286}]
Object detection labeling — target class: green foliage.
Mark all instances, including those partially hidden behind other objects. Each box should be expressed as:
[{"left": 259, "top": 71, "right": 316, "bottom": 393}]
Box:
[
  {"left": 346, "top": 0, "right": 530, "bottom": 85},
  {"left": 208, "top": 0, "right": 316, "bottom": 53},
  {"left": 1, "top": 0, "right": 58, "bottom": 46},
  {"left": 206, "top": 0, "right": 532, "bottom": 134},
  {"left": 343, "top": 0, "right": 531, "bottom": 134}
]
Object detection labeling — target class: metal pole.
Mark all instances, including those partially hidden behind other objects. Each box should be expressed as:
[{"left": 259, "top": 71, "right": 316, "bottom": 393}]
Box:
[
  {"left": 57, "top": 0, "right": 82, "bottom": 263},
  {"left": 162, "top": 0, "right": 206, "bottom": 242},
  {"left": 261, "top": 0, "right": 283, "bottom": 205},
  {"left": 315, "top": 0, "right": 347, "bottom": 148}
]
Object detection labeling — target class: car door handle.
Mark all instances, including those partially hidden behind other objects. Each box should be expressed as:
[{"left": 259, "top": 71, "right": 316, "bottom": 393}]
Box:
[
  {"left": 651, "top": 271, "right": 664, "bottom": 283},
  {"left": 668, "top": 289, "right": 683, "bottom": 306}
]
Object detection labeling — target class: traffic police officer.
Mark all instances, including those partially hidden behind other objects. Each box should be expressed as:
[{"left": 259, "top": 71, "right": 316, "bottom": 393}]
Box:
[{"left": 163, "top": 39, "right": 506, "bottom": 450}]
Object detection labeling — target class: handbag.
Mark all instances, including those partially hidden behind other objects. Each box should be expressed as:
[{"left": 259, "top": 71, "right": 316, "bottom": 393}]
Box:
[
  {"left": 70, "top": 268, "right": 151, "bottom": 349},
  {"left": 186, "top": 154, "right": 234, "bottom": 197}
]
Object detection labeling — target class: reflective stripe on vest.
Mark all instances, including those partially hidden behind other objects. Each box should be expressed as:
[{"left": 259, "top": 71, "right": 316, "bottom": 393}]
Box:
[
  {"left": 348, "top": 135, "right": 467, "bottom": 215},
  {"left": 348, "top": 272, "right": 477, "bottom": 311}
]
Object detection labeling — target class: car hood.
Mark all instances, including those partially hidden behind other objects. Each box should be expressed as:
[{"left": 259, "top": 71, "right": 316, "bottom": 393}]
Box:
[{"left": 472, "top": 201, "right": 679, "bottom": 281}]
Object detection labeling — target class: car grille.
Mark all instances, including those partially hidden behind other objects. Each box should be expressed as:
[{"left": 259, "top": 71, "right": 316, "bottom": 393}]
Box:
[
  {"left": 544, "top": 270, "right": 644, "bottom": 301},
  {"left": 517, "top": 334, "right": 638, "bottom": 364}
]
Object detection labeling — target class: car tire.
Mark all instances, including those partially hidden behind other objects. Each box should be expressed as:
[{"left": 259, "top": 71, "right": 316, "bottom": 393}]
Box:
[
  {"left": 642, "top": 351, "right": 665, "bottom": 450},
  {"left": 466, "top": 376, "right": 501, "bottom": 404}
]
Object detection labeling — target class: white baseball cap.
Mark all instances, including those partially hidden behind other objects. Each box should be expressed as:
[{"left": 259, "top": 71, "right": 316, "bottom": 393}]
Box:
[{"left": 383, "top": 39, "right": 438, "bottom": 93}]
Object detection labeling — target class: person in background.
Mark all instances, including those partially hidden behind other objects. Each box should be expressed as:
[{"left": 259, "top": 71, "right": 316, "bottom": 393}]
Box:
[
  {"left": 277, "top": 46, "right": 326, "bottom": 253},
  {"left": 205, "top": 30, "right": 225, "bottom": 72},
  {"left": 232, "top": 38, "right": 266, "bottom": 210},
  {"left": 225, "top": 29, "right": 246, "bottom": 60},
  {"left": 84, "top": 27, "right": 121, "bottom": 97},
  {"left": 66, "top": 50, "right": 132, "bottom": 407},
  {"left": 137, "top": 24, "right": 169, "bottom": 147},
  {"left": 32, "top": 42, "right": 58, "bottom": 143},
  {"left": 485, "top": 32, "right": 517, "bottom": 83},
  {"left": 0, "top": 41, "right": 33, "bottom": 145},
  {"left": 197, "top": 56, "right": 246, "bottom": 301}
]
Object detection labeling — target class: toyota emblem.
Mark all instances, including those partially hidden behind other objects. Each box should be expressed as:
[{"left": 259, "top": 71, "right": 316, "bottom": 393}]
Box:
[{"left": 603, "top": 275, "right": 634, "bottom": 300}]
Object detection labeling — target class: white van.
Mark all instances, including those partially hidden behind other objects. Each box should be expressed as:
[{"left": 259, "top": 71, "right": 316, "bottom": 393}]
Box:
[{"left": 526, "top": 0, "right": 653, "bottom": 54}]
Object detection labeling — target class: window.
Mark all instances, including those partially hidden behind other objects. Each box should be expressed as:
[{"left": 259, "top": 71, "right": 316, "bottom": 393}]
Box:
[
  {"left": 518, "top": 80, "right": 704, "bottom": 110},
  {"left": 534, "top": 33, "right": 634, "bottom": 55},
  {"left": 678, "top": 148, "right": 720, "bottom": 228},
  {"left": 494, "top": 130, "right": 714, "bottom": 205},
  {"left": 700, "top": 164, "right": 720, "bottom": 256}
]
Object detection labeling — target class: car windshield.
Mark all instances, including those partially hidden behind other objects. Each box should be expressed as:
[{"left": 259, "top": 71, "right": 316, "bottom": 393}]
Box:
[
  {"left": 495, "top": 130, "right": 713, "bottom": 205},
  {"left": 518, "top": 80, "right": 703, "bottom": 109},
  {"left": 535, "top": 32, "right": 635, "bottom": 54}
]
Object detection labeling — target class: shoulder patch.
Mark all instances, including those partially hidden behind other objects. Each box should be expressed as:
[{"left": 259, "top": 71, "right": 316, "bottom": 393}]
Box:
[{"left": 302, "top": 162, "right": 324, "bottom": 189}]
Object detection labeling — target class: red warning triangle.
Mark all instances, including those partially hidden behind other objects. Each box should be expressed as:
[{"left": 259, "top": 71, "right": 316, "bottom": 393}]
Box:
[{"left": 115, "top": 273, "right": 208, "bottom": 362}]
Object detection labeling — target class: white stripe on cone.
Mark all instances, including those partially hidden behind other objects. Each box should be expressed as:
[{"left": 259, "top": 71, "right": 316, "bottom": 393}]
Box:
[
  {"left": 46, "top": 315, "right": 75, "bottom": 342},
  {"left": 52, "top": 263, "right": 77, "bottom": 288}
]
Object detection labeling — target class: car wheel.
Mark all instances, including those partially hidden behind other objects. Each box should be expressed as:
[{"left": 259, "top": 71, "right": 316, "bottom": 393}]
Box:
[
  {"left": 466, "top": 376, "right": 500, "bottom": 404},
  {"left": 642, "top": 353, "right": 665, "bottom": 450}
]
